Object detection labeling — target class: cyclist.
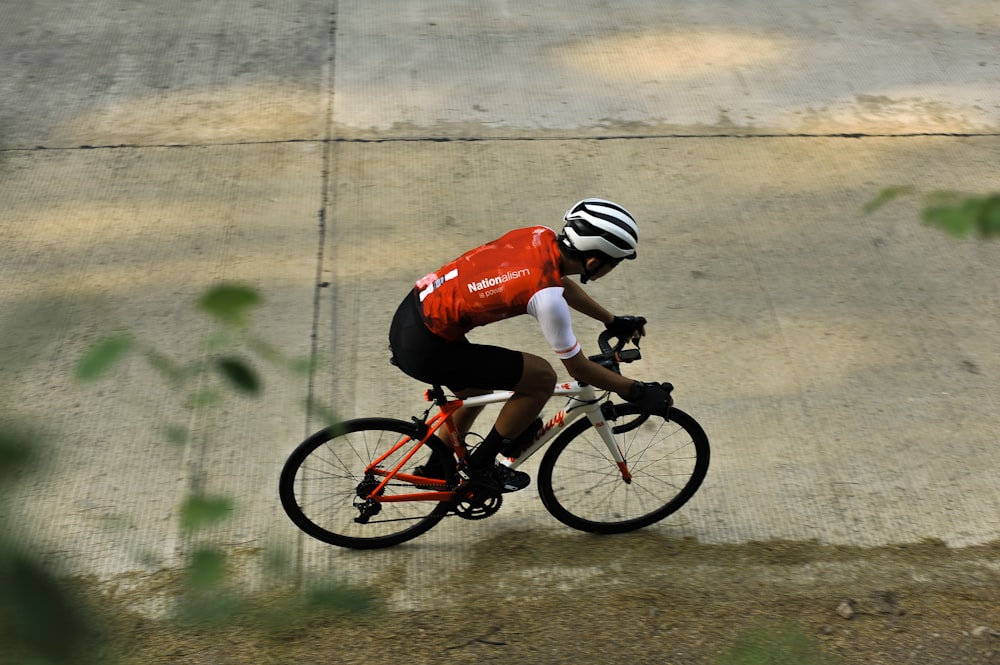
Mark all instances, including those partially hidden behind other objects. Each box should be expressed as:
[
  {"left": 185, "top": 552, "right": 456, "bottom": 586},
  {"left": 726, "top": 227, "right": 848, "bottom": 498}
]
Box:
[{"left": 388, "top": 198, "right": 672, "bottom": 492}]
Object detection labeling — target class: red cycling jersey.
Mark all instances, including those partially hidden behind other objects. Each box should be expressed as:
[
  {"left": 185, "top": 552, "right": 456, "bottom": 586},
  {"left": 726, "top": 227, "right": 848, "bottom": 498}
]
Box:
[{"left": 415, "top": 226, "right": 579, "bottom": 357}]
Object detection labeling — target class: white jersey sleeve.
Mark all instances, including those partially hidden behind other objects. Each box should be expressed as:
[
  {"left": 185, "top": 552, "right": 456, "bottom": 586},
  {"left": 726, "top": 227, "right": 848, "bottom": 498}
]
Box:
[{"left": 526, "top": 286, "right": 581, "bottom": 359}]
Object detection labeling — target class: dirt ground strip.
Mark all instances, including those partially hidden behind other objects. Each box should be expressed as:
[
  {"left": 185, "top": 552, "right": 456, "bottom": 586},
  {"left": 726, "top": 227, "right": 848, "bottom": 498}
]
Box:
[{"left": 76, "top": 534, "right": 1000, "bottom": 664}]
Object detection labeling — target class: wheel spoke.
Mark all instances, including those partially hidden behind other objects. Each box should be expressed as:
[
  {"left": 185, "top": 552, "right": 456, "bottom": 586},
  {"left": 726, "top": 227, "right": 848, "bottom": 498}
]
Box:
[
  {"left": 537, "top": 405, "right": 709, "bottom": 534},
  {"left": 279, "top": 419, "right": 459, "bottom": 549}
]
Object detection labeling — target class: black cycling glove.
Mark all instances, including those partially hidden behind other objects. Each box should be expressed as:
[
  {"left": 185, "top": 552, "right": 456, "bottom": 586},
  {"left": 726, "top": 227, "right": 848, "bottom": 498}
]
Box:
[
  {"left": 620, "top": 381, "right": 674, "bottom": 413},
  {"left": 605, "top": 315, "right": 647, "bottom": 341}
]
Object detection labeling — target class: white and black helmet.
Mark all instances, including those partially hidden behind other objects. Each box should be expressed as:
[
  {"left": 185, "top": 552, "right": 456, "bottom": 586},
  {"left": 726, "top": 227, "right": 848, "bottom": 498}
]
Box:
[{"left": 561, "top": 198, "right": 639, "bottom": 261}]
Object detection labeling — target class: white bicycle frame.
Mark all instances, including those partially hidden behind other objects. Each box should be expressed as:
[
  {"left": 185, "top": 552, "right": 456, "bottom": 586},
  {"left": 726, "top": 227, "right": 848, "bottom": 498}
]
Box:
[
  {"left": 444, "top": 380, "right": 632, "bottom": 481},
  {"left": 364, "top": 380, "right": 634, "bottom": 502}
]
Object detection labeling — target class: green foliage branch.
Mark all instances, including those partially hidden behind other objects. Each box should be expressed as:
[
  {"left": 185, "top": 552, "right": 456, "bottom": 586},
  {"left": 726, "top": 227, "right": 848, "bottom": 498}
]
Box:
[{"left": 866, "top": 186, "right": 1000, "bottom": 238}]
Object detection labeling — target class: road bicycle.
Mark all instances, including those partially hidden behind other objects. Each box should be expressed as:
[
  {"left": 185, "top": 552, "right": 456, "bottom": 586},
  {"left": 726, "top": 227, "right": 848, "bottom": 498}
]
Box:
[{"left": 279, "top": 331, "right": 710, "bottom": 549}]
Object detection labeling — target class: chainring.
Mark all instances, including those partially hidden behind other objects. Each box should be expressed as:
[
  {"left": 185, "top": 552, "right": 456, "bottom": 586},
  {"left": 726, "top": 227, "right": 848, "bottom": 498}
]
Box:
[{"left": 452, "top": 480, "right": 503, "bottom": 520}]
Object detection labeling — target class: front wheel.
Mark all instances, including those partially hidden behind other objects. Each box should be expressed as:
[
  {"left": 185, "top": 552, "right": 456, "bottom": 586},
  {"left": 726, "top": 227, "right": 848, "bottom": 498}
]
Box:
[
  {"left": 279, "top": 418, "right": 459, "bottom": 549},
  {"left": 537, "top": 405, "right": 710, "bottom": 534}
]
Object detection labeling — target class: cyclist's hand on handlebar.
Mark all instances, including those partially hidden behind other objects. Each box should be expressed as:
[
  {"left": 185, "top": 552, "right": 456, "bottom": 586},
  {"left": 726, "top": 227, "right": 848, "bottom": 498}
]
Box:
[
  {"left": 620, "top": 381, "right": 674, "bottom": 413},
  {"left": 605, "top": 315, "right": 646, "bottom": 343}
]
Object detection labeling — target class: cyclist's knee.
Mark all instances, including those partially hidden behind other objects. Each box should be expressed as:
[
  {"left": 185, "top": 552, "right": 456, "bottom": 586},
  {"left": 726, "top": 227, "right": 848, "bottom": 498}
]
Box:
[{"left": 517, "top": 353, "right": 557, "bottom": 397}]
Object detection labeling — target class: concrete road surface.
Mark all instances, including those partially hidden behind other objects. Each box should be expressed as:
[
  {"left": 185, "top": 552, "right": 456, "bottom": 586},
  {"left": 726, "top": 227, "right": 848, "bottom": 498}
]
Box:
[{"left": 1, "top": 0, "right": 998, "bottom": 592}]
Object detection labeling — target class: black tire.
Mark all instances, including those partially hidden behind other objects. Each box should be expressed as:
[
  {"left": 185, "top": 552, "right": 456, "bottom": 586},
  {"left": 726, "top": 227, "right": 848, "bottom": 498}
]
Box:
[
  {"left": 279, "top": 418, "right": 458, "bottom": 549},
  {"left": 537, "top": 405, "right": 709, "bottom": 534}
]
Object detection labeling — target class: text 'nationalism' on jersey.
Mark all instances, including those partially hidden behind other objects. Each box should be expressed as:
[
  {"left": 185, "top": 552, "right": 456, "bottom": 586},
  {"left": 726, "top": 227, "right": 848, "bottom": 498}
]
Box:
[{"left": 467, "top": 269, "right": 532, "bottom": 293}]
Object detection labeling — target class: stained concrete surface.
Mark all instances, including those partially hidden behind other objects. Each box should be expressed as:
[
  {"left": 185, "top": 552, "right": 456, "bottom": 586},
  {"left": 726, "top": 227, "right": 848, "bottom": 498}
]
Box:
[{"left": 1, "top": 1, "right": 998, "bottom": 589}]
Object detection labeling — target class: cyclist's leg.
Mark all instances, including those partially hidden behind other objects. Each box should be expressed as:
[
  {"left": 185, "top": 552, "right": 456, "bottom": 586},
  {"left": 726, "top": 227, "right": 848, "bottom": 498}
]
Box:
[
  {"left": 494, "top": 353, "right": 555, "bottom": 438},
  {"left": 433, "top": 350, "right": 546, "bottom": 492},
  {"left": 389, "top": 293, "right": 546, "bottom": 486},
  {"left": 411, "top": 347, "right": 549, "bottom": 489},
  {"left": 467, "top": 352, "right": 555, "bottom": 469},
  {"left": 450, "top": 389, "right": 488, "bottom": 438},
  {"left": 451, "top": 352, "right": 552, "bottom": 436}
]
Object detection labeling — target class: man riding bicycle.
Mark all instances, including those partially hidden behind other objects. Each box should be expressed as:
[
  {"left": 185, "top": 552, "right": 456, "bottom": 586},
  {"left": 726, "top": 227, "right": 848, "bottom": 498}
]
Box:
[{"left": 388, "top": 198, "right": 672, "bottom": 493}]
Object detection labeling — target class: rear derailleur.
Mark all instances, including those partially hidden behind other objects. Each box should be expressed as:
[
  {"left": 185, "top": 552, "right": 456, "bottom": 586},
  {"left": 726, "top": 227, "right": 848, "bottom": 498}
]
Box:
[{"left": 353, "top": 474, "right": 382, "bottom": 524}]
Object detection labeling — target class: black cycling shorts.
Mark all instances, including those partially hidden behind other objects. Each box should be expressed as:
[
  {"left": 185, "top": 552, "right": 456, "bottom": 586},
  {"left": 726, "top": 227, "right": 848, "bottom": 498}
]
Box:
[{"left": 388, "top": 291, "right": 524, "bottom": 393}]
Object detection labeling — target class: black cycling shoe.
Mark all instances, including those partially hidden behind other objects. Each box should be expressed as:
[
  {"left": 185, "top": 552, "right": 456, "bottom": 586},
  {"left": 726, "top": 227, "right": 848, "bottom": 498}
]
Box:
[
  {"left": 494, "top": 464, "right": 531, "bottom": 493},
  {"left": 461, "top": 460, "right": 531, "bottom": 493}
]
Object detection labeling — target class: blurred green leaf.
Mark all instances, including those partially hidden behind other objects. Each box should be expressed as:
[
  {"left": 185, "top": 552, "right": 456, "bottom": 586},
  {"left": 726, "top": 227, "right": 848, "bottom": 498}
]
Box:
[
  {"left": 0, "top": 431, "right": 35, "bottom": 482},
  {"left": 923, "top": 202, "right": 975, "bottom": 236},
  {"left": 718, "top": 623, "right": 838, "bottom": 665},
  {"left": 0, "top": 555, "right": 95, "bottom": 663},
  {"left": 922, "top": 190, "right": 964, "bottom": 208},
  {"left": 185, "top": 388, "right": 223, "bottom": 409},
  {"left": 185, "top": 548, "right": 227, "bottom": 589},
  {"left": 922, "top": 194, "right": 1000, "bottom": 237},
  {"left": 261, "top": 543, "right": 292, "bottom": 577},
  {"left": 977, "top": 194, "right": 1000, "bottom": 237},
  {"left": 307, "top": 399, "right": 341, "bottom": 429},
  {"left": 305, "top": 582, "right": 376, "bottom": 615},
  {"left": 174, "top": 589, "right": 241, "bottom": 627},
  {"left": 215, "top": 357, "right": 261, "bottom": 394},
  {"left": 143, "top": 348, "right": 184, "bottom": 384},
  {"left": 205, "top": 330, "right": 235, "bottom": 351},
  {"left": 288, "top": 356, "right": 314, "bottom": 375},
  {"left": 75, "top": 335, "right": 134, "bottom": 382},
  {"left": 248, "top": 337, "right": 283, "bottom": 365},
  {"left": 163, "top": 424, "right": 189, "bottom": 445},
  {"left": 863, "top": 185, "right": 915, "bottom": 214},
  {"left": 198, "top": 284, "right": 261, "bottom": 325},
  {"left": 867, "top": 188, "right": 1000, "bottom": 240},
  {"left": 180, "top": 495, "right": 233, "bottom": 532}
]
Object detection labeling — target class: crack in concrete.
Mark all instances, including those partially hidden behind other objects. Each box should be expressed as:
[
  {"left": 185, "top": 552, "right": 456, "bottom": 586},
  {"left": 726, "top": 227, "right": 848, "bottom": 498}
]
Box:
[{"left": 4, "top": 130, "right": 997, "bottom": 154}]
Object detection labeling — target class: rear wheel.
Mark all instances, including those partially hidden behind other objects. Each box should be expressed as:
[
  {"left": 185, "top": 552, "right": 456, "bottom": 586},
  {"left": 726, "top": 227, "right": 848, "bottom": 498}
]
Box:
[
  {"left": 537, "top": 405, "right": 709, "bottom": 534},
  {"left": 279, "top": 418, "right": 458, "bottom": 549}
]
